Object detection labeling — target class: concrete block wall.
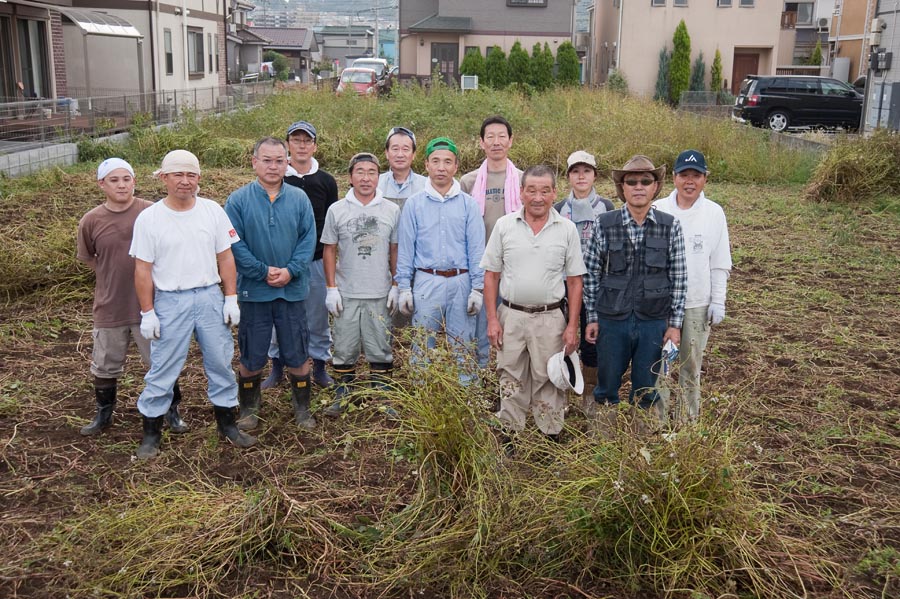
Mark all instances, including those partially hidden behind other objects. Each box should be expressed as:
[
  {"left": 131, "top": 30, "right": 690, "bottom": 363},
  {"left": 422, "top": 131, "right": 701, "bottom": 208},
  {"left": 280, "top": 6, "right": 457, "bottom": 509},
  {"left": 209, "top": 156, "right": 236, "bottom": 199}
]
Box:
[{"left": 0, "top": 144, "right": 79, "bottom": 177}]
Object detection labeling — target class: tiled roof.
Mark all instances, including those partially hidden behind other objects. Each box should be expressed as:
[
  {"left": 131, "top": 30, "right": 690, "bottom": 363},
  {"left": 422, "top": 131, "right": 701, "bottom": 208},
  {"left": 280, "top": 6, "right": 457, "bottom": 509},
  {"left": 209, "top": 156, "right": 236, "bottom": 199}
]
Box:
[{"left": 248, "top": 27, "right": 313, "bottom": 49}]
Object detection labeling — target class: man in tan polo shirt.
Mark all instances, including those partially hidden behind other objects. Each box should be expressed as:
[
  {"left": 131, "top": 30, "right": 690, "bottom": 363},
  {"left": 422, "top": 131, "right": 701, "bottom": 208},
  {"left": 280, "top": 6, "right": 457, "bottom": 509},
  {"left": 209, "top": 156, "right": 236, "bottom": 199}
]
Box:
[{"left": 481, "top": 165, "right": 586, "bottom": 441}]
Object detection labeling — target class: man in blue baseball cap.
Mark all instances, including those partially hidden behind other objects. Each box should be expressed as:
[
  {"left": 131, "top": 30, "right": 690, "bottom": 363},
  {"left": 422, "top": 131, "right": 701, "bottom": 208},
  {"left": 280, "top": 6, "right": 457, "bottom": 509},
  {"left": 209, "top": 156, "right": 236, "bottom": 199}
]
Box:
[{"left": 653, "top": 150, "right": 732, "bottom": 424}]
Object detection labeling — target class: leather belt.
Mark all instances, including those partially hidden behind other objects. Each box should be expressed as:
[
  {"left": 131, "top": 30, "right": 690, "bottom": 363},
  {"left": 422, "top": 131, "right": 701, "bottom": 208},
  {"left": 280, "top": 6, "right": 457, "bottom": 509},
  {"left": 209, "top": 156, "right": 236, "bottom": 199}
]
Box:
[
  {"left": 501, "top": 299, "right": 564, "bottom": 314},
  {"left": 417, "top": 267, "right": 468, "bottom": 277}
]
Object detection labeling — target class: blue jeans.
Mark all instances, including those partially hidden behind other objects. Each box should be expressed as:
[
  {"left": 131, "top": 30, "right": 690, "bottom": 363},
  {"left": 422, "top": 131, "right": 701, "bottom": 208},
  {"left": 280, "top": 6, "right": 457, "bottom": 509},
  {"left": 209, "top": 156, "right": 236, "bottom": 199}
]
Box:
[
  {"left": 593, "top": 314, "right": 667, "bottom": 409},
  {"left": 268, "top": 259, "right": 331, "bottom": 363},
  {"left": 137, "top": 285, "right": 238, "bottom": 417}
]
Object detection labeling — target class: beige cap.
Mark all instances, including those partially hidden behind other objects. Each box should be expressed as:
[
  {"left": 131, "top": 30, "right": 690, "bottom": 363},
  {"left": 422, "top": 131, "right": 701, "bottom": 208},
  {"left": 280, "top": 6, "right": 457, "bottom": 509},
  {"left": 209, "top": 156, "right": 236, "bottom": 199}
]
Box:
[
  {"left": 566, "top": 150, "right": 597, "bottom": 173},
  {"left": 153, "top": 149, "right": 201, "bottom": 178}
]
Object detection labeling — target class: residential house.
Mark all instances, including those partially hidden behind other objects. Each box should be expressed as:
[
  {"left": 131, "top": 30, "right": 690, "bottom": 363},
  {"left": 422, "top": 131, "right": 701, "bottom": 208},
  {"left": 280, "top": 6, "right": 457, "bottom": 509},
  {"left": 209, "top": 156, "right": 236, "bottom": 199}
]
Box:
[
  {"left": 776, "top": 1, "right": 831, "bottom": 76},
  {"left": 398, "top": 0, "right": 576, "bottom": 84},
  {"left": 315, "top": 25, "right": 375, "bottom": 71},
  {"left": 829, "top": 0, "right": 878, "bottom": 83},
  {"left": 248, "top": 27, "right": 318, "bottom": 83},
  {"left": 227, "top": 0, "right": 269, "bottom": 83},
  {"left": 591, "top": 0, "right": 783, "bottom": 97}
]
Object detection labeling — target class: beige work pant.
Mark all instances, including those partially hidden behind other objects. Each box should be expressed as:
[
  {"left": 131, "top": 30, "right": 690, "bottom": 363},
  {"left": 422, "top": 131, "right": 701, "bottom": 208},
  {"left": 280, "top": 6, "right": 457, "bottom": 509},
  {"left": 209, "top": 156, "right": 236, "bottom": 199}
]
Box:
[
  {"left": 495, "top": 304, "right": 567, "bottom": 435},
  {"left": 656, "top": 306, "right": 711, "bottom": 424},
  {"left": 90, "top": 325, "right": 151, "bottom": 378}
]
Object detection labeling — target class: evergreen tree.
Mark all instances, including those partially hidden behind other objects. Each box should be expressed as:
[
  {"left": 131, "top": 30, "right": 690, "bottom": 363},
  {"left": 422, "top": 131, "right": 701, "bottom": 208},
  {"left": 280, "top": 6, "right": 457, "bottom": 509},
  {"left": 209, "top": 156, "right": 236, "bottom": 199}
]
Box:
[
  {"left": 607, "top": 69, "right": 629, "bottom": 94},
  {"left": 808, "top": 39, "right": 823, "bottom": 66},
  {"left": 654, "top": 47, "right": 671, "bottom": 103},
  {"left": 556, "top": 41, "right": 581, "bottom": 86},
  {"left": 508, "top": 41, "right": 530, "bottom": 85},
  {"left": 668, "top": 20, "right": 691, "bottom": 105},
  {"left": 263, "top": 50, "right": 291, "bottom": 81},
  {"left": 710, "top": 49, "right": 723, "bottom": 93},
  {"left": 460, "top": 47, "right": 486, "bottom": 81},
  {"left": 689, "top": 51, "right": 706, "bottom": 91},
  {"left": 530, "top": 42, "right": 553, "bottom": 90},
  {"left": 484, "top": 46, "right": 509, "bottom": 89},
  {"left": 543, "top": 43, "right": 555, "bottom": 83}
]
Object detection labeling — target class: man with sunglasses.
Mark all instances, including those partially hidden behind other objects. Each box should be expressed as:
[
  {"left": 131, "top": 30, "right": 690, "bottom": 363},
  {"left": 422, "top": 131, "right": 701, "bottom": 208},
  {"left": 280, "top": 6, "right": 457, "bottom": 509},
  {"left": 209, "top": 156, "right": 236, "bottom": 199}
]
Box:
[
  {"left": 224, "top": 137, "right": 318, "bottom": 431},
  {"left": 583, "top": 155, "right": 687, "bottom": 422},
  {"left": 653, "top": 150, "right": 731, "bottom": 424},
  {"left": 259, "top": 121, "right": 340, "bottom": 391}
]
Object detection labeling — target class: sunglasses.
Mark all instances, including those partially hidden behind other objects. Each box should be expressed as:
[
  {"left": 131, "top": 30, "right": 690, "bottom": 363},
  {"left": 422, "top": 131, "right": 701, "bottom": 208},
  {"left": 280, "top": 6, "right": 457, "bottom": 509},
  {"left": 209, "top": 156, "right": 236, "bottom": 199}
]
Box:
[{"left": 622, "top": 177, "right": 656, "bottom": 187}]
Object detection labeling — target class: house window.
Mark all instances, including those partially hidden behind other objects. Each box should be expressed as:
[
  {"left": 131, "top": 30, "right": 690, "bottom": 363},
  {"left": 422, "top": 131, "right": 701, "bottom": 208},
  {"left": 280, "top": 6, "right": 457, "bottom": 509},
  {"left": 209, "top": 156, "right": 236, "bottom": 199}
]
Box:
[
  {"left": 214, "top": 34, "right": 219, "bottom": 72},
  {"left": 1, "top": 16, "right": 16, "bottom": 98},
  {"left": 188, "top": 29, "right": 204, "bottom": 75},
  {"left": 674, "top": 0, "right": 687, "bottom": 5},
  {"left": 651, "top": 0, "right": 666, "bottom": 6},
  {"left": 717, "top": 0, "right": 732, "bottom": 6},
  {"left": 739, "top": 0, "right": 754, "bottom": 6},
  {"left": 208, "top": 33, "right": 213, "bottom": 72},
  {"left": 16, "top": 18, "right": 50, "bottom": 98},
  {"left": 164, "top": 29, "right": 174, "bottom": 75},
  {"left": 507, "top": 0, "right": 547, "bottom": 6}
]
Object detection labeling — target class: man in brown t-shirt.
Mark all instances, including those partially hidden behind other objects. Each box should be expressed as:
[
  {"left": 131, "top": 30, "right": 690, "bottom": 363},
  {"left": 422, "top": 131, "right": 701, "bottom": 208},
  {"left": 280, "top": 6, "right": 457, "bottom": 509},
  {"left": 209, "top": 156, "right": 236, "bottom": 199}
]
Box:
[
  {"left": 77, "top": 158, "right": 187, "bottom": 436},
  {"left": 459, "top": 115, "right": 522, "bottom": 368}
]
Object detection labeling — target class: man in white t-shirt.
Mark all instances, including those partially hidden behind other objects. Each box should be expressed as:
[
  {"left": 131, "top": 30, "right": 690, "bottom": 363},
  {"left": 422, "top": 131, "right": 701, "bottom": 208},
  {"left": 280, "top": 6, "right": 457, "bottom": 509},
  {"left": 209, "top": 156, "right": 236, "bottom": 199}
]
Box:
[
  {"left": 130, "top": 149, "right": 256, "bottom": 459},
  {"left": 321, "top": 153, "right": 400, "bottom": 416},
  {"left": 653, "top": 150, "right": 732, "bottom": 424}
]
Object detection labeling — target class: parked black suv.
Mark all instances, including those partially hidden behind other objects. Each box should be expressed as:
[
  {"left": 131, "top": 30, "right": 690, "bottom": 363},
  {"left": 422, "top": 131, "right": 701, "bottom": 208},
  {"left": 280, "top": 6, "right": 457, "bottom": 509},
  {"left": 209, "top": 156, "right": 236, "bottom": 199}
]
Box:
[{"left": 733, "top": 75, "right": 863, "bottom": 132}]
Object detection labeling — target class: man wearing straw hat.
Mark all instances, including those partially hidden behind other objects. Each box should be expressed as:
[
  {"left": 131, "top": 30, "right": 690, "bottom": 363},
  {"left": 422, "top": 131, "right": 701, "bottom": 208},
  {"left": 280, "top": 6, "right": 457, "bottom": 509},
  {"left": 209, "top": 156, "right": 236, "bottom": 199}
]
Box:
[
  {"left": 130, "top": 149, "right": 255, "bottom": 459},
  {"left": 77, "top": 158, "right": 187, "bottom": 437},
  {"left": 583, "top": 155, "right": 687, "bottom": 419},
  {"left": 481, "top": 165, "right": 585, "bottom": 441}
]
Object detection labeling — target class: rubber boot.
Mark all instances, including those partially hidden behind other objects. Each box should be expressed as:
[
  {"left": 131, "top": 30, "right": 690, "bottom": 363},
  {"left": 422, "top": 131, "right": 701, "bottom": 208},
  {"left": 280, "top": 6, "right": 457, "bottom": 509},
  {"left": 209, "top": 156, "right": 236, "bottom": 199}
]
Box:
[
  {"left": 81, "top": 381, "right": 116, "bottom": 436},
  {"left": 288, "top": 373, "right": 317, "bottom": 430},
  {"left": 369, "top": 362, "right": 399, "bottom": 419},
  {"left": 324, "top": 367, "right": 355, "bottom": 417},
  {"left": 165, "top": 380, "right": 190, "bottom": 434},
  {"left": 213, "top": 405, "right": 257, "bottom": 448},
  {"left": 312, "top": 359, "right": 334, "bottom": 387},
  {"left": 261, "top": 357, "right": 284, "bottom": 390},
  {"left": 136, "top": 415, "right": 164, "bottom": 459},
  {"left": 237, "top": 374, "right": 262, "bottom": 431}
]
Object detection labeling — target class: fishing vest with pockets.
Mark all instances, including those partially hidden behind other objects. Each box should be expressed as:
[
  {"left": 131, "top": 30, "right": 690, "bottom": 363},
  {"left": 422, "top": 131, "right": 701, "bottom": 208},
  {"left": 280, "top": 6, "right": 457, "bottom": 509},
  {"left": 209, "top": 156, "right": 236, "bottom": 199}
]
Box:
[{"left": 594, "top": 208, "right": 676, "bottom": 321}]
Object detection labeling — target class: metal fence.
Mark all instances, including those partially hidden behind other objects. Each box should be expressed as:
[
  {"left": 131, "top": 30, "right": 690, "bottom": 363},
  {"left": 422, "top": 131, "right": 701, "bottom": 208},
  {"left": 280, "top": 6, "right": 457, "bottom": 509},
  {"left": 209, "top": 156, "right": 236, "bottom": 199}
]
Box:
[{"left": 0, "top": 81, "right": 275, "bottom": 155}]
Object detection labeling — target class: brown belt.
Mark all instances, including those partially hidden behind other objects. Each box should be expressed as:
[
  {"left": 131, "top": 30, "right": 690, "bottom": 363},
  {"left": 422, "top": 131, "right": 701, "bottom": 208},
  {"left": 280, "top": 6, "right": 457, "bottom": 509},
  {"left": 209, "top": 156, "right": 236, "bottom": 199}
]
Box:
[
  {"left": 417, "top": 267, "right": 468, "bottom": 278},
  {"left": 501, "top": 299, "right": 564, "bottom": 314}
]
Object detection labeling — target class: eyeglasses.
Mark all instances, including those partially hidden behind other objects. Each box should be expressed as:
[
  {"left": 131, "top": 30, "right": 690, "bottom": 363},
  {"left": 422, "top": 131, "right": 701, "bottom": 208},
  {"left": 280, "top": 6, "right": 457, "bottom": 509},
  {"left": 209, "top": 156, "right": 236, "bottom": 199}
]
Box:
[
  {"left": 622, "top": 177, "right": 656, "bottom": 187},
  {"left": 289, "top": 137, "right": 315, "bottom": 146}
]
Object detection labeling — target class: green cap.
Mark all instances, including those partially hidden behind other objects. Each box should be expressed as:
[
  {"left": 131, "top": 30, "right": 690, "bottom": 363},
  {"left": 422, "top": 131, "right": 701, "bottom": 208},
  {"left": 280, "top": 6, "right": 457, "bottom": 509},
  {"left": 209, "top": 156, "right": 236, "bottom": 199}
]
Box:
[{"left": 425, "top": 137, "right": 458, "bottom": 158}]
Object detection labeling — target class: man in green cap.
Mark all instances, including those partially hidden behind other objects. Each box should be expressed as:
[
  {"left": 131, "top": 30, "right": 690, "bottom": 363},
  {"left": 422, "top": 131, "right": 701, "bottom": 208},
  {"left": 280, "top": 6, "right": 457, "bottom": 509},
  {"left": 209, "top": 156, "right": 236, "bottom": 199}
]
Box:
[{"left": 395, "top": 137, "right": 485, "bottom": 382}]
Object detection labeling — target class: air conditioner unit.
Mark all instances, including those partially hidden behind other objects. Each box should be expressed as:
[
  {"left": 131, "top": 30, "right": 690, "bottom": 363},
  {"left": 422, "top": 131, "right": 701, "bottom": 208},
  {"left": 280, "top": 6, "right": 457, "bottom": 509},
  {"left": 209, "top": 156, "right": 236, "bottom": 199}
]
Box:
[
  {"left": 227, "top": 23, "right": 236, "bottom": 34},
  {"left": 817, "top": 17, "right": 829, "bottom": 32},
  {"left": 871, "top": 18, "right": 886, "bottom": 34},
  {"left": 575, "top": 32, "right": 590, "bottom": 51},
  {"left": 461, "top": 75, "right": 478, "bottom": 91}
]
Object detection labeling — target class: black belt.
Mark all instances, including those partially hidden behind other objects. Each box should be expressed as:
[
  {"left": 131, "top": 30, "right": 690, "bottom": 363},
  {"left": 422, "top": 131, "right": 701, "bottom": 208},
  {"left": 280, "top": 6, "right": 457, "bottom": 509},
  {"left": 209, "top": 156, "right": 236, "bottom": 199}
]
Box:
[
  {"left": 501, "top": 299, "right": 564, "bottom": 314},
  {"left": 417, "top": 267, "right": 468, "bottom": 277}
]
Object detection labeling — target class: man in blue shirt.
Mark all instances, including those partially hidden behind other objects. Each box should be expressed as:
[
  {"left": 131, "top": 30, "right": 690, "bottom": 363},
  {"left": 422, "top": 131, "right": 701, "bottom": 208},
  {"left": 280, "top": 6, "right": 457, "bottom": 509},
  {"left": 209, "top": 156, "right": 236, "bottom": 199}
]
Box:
[
  {"left": 396, "top": 137, "right": 485, "bottom": 382},
  {"left": 224, "top": 137, "right": 318, "bottom": 431}
]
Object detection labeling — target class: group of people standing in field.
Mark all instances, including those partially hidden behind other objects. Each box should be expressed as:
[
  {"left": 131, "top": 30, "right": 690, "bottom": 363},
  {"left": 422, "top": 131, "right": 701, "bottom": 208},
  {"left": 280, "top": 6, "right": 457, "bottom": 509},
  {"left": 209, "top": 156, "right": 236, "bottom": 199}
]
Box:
[{"left": 77, "top": 114, "right": 731, "bottom": 458}]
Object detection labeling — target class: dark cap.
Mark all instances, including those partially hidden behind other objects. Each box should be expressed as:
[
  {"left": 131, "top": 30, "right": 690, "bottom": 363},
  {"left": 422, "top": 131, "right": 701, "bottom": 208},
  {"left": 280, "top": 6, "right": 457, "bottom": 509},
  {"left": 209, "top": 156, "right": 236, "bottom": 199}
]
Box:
[
  {"left": 348, "top": 152, "right": 380, "bottom": 173},
  {"left": 286, "top": 121, "right": 317, "bottom": 141},
  {"left": 673, "top": 149, "right": 708, "bottom": 174}
]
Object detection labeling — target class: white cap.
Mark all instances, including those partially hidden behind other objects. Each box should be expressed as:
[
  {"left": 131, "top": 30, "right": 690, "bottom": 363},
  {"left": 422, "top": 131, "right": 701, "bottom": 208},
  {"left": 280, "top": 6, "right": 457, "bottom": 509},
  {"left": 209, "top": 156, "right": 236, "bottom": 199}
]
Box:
[
  {"left": 566, "top": 150, "right": 597, "bottom": 173},
  {"left": 547, "top": 349, "right": 584, "bottom": 394},
  {"left": 97, "top": 157, "right": 134, "bottom": 180},
  {"left": 152, "top": 149, "right": 201, "bottom": 178}
]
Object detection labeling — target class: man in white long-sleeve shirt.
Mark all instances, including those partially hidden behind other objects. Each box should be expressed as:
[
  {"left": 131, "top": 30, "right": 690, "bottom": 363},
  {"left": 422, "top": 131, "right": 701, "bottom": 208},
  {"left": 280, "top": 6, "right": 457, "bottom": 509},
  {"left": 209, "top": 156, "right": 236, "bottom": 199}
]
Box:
[{"left": 653, "top": 150, "right": 732, "bottom": 424}]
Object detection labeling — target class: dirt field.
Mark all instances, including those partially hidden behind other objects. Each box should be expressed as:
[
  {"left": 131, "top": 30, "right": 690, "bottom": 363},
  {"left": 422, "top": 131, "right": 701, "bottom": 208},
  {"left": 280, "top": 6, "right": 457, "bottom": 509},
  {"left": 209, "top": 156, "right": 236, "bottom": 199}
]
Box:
[{"left": 0, "top": 175, "right": 898, "bottom": 598}]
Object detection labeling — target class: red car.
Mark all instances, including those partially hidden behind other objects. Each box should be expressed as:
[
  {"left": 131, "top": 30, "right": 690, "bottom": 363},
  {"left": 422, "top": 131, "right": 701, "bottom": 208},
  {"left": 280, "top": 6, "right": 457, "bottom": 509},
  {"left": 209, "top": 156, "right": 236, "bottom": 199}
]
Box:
[{"left": 336, "top": 68, "right": 378, "bottom": 96}]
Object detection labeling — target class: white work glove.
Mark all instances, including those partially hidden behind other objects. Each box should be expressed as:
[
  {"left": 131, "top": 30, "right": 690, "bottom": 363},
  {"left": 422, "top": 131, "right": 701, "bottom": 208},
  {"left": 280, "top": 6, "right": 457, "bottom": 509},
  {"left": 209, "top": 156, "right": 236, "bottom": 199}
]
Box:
[
  {"left": 467, "top": 289, "right": 483, "bottom": 316},
  {"left": 399, "top": 288, "right": 415, "bottom": 316},
  {"left": 223, "top": 295, "right": 241, "bottom": 326},
  {"left": 325, "top": 287, "right": 343, "bottom": 316},
  {"left": 140, "top": 309, "right": 160, "bottom": 340},
  {"left": 707, "top": 302, "right": 726, "bottom": 326},
  {"left": 386, "top": 286, "right": 399, "bottom": 316}
]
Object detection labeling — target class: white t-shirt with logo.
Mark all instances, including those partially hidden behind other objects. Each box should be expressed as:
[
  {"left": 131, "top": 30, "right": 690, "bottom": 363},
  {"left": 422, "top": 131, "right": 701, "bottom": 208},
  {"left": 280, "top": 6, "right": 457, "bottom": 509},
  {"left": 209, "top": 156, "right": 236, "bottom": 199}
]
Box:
[
  {"left": 320, "top": 189, "right": 399, "bottom": 299},
  {"left": 654, "top": 190, "right": 732, "bottom": 309},
  {"left": 130, "top": 197, "right": 239, "bottom": 291}
]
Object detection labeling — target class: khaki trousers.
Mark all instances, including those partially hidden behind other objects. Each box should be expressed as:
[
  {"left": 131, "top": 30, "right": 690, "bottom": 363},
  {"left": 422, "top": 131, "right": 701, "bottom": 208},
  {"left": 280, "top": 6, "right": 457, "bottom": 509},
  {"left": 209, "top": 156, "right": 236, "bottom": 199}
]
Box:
[
  {"left": 495, "top": 304, "right": 567, "bottom": 435},
  {"left": 90, "top": 325, "right": 151, "bottom": 378},
  {"left": 657, "top": 306, "right": 711, "bottom": 424},
  {"left": 333, "top": 296, "right": 393, "bottom": 366}
]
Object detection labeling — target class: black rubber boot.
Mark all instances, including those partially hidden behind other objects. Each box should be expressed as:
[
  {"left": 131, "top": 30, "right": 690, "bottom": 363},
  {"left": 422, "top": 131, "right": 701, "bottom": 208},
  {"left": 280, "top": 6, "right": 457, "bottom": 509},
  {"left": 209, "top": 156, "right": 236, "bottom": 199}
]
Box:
[
  {"left": 136, "top": 415, "right": 164, "bottom": 459},
  {"left": 213, "top": 405, "right": 257, "bottom": 448},
  {"left": 369, "top": 362, "right": 399, "bottom": 420},
  {"left": 81, "top": 381, "right": 116, "bottom": 436},
  {"left": 312, "top": 359, "right": 334, "bottom": 387},
  {"left": 237, "top": 374, "right": 262, "bottom": 431},
  {"left": 261, "top": 357, "right": 284, "bottom": 390},
  {"left": 288, "top": 373, "right": 317, "bottom": 430},
  {"left": 323, "top": 367, "right": 355, "bottom": 417},
  {"left": 165, "top": 380, "right": 190, "bottom": 434}
]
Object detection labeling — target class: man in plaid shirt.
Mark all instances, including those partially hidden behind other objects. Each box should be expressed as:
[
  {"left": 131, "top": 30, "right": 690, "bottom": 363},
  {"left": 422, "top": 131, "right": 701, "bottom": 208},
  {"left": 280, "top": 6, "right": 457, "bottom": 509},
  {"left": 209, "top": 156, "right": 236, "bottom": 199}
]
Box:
[{"left": 584, "top": 155, "right": 686, "bottom": 418}]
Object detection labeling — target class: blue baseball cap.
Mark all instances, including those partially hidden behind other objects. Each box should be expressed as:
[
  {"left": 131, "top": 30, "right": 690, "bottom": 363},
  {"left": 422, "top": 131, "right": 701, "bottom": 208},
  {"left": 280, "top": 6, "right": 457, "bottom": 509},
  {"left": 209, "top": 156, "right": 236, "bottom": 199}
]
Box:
[
  {"left": 673, "top": 149, "right": 708, "bottom": 174},
  {"left": 286, "top": 120, "right": 317, "bottom": 141}
]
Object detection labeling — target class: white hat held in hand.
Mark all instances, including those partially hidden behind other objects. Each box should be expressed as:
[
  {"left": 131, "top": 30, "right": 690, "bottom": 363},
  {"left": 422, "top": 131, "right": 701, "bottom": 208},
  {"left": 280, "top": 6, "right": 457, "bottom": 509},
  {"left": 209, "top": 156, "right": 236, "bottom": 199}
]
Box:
[{"left": 547, "top": 349, "right": 584, "bottom": 394}]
